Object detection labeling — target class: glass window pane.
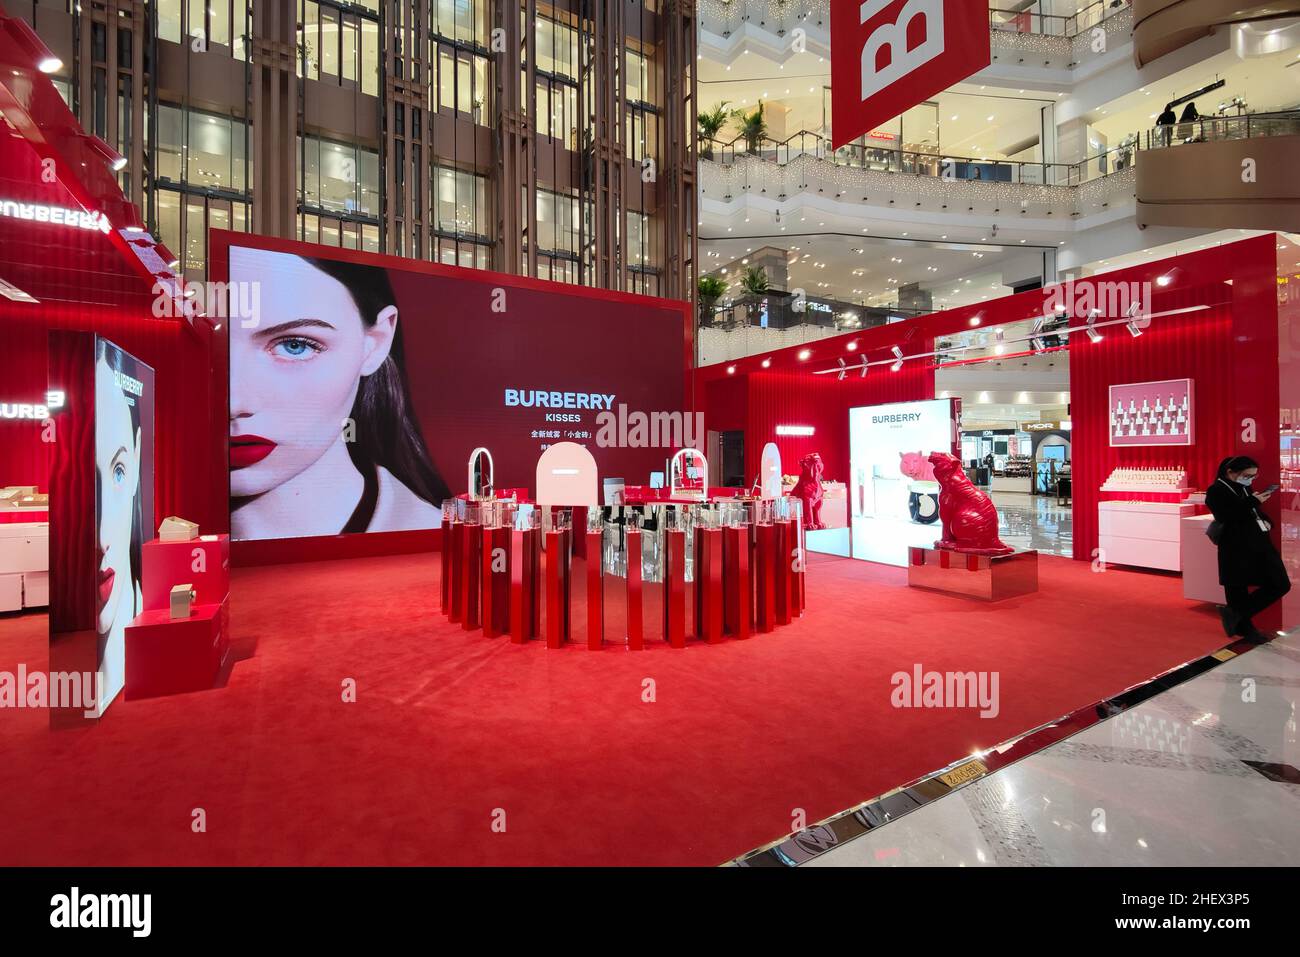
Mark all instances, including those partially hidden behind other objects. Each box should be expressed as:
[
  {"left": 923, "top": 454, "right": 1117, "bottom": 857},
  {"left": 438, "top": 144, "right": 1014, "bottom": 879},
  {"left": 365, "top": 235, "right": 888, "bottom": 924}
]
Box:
[
  {"left": 156, "top": 104, "right": 183, "bottom": 181},
  {"left": 184, "top": 197, "right": 205, "bottom": 280},
  {"left": 302, "top": 1, "right": 320, "bottom": 80},
  {"left": 361, "top": 19, "right": 379, "bottom": 96},
  {"left": 187, "top": 0, "right": 205, "bottom": 43},
  {"left": 211, "top": 0, "right": 229, "bottom": 46},
  {"left": 189, "top": 110, "right": 234, "bottom": 190},
  {"left": 343, "top": 17, "right": 358, "bottom": 83},
  {"left": 157, "top": 190, "right": 181, "bottom": 260},
  {"left": 321, "top": 7, "right": 339, "bottom": 77},
  {"left": 233, "top": 0, "right": 248, "bottom": 60},
  {"left": 357, "top": 148, "right": 378, "bottom": 215},
  {"left": 159, "top": 0, "right": 181, "bottom": 43}
]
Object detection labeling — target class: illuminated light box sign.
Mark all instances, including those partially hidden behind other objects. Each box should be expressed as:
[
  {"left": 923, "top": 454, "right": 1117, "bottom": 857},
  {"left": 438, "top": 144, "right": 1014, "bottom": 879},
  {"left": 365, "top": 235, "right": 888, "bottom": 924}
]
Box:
[
  {"left": 830, "top": 0, "right": 990, "bottom": 150},
  {"left": 848, "top": 397, "right": 959, "bottom": 566},
  {"left": 776, "top": 425, "right": 816, "bottom": 436},
  {"left": 1109, "top": 379, "right": 1194, "bottom": 447},
  {"left": 0, "top": 199, "right": 112, "bottom": 233},
  {"left": 223, "top": 239, "right": 689, "bottom": 544},
  {"left": 47, "top": 334, "right": 155, "bottom": 720},
  {"left": 0, "top": 390, "right": 65, "bottom": 421}
]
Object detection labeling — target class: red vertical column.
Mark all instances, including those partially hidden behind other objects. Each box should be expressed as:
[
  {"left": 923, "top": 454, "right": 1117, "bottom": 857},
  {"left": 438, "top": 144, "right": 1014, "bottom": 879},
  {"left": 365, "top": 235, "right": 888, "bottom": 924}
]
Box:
[
  {"left": 448, "top": 521, "right": 465, "bottom": 623},
  {"left": 440, "top": 512, "right": 452, "bottom": 614},
  {"left": 510, "top": 527, "right": 540, "bottom": 644},
  {"left": 755, "top": 522, "right": 776, "bottom": 633},
  {"left": 723, "top": 524, "right": 752, "bottom": 639},
  {"left": 627, "top": 528, "right": 644, "bottom": 651},
  {"left": 461, "top": 520, "right": 481, "bottom": 630},
  {"left": 664, "top": 528, "right": 687, "bottom": 648},
  {"left": 790, "top": 519, "right": 805, "bottom": 618},
  {"left": 696, "top": 526, "right": 724, "bottom": 643},
  {"left": 774, "top": 519, "right": 792, "bottom": 626},
  {"left": 586, "top": 529, "right": 603, "bottom": 650},
  {"left": 482, "top": 525, "right": 511, "bottom": 638},
  {"left": 545, "top": 528, "right": 571, "bottom": 649}
]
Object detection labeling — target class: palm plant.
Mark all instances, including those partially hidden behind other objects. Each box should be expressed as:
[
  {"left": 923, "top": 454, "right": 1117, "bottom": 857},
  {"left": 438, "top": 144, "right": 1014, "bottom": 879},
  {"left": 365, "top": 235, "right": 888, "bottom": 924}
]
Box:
[
  {"left": 697, "top": 102, "right": 730, "bottom": 161},
  {"left": 730, "top": 102, "right": 768, "bottom": 155},
  {"left": 739, "top": 265, "right": 769, "bottom": 327},
  {"left": 697, "top": 274, "right": 728, "bottom": 324}
]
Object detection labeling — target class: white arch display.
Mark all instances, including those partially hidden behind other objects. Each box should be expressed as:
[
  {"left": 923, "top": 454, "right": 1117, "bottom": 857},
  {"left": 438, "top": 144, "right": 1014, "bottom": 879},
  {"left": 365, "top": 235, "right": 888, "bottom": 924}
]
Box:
[
  {"left": 467, "top": 446, "right": 495, "bottom": 500},
  {"left": 536, "top": 442, "right": 599, "bottom": 507},
  {"left": 669, "top": 447, "right": 708, "bottom": 500},
  {"left": 758, "top": 442, "right": 782, "bottom": 499}
]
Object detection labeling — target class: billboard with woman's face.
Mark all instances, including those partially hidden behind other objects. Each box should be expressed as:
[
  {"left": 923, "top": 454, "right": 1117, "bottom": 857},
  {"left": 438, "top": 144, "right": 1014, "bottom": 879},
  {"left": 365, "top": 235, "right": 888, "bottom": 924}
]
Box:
[
  {"left": 94, "top": 339, "right": 153, "bottom": 709},
  {"left": 224, "top": 239, "right": 691, "bottom": 544}
]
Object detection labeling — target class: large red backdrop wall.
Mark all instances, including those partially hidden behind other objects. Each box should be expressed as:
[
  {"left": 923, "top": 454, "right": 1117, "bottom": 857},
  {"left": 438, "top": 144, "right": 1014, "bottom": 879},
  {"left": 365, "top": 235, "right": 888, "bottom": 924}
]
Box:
[{"left": 0, "top": 302, "right": 224, "bottom": 534}]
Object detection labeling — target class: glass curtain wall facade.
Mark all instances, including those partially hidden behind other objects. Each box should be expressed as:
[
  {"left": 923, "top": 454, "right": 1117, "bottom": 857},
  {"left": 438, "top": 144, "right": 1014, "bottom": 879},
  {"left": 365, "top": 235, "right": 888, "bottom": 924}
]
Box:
[{"left": 25, "top": 0, "right": 696, "bottom": 300}]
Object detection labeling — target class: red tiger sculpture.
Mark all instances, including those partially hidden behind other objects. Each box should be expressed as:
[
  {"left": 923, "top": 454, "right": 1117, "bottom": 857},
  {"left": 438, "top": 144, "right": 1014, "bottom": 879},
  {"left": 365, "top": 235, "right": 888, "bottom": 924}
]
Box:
[
  {"left": 928, "top": 451, "right": 1015, "bottom": 556},
  {"left": 792, "top": 452, "right": 826, "bottom": 529}
]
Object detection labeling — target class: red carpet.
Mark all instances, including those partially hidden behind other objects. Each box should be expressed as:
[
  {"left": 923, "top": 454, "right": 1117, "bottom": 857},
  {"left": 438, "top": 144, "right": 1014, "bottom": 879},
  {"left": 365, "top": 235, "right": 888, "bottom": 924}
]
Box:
[{"left": 0, "top": 552, "right": 1229, "bottom": 866}]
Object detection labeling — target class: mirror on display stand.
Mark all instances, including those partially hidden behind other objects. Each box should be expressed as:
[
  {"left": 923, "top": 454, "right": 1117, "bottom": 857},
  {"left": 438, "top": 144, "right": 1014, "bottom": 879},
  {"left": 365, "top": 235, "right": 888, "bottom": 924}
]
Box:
[
  {"left": 468, "top": 447, "right": 495, "bottom": 500},
  {"left": 669, "top": 447, "right": 708, "bottom": 501},
  {"left": 758, "top": 442, "right": 782, "bottom": 499}
]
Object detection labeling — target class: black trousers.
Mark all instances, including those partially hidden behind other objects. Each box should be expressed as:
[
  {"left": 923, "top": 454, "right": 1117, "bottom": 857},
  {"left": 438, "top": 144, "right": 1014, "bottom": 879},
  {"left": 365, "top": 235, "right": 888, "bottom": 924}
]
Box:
[{"left": 1225, "top": 576, "right": 1292, "bottom": 630}]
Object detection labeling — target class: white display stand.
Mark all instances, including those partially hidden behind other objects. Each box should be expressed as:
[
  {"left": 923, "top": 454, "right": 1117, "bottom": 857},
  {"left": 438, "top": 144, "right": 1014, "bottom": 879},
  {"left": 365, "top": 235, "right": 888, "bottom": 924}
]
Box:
[
  {"left": 0, "top": 522, "right": 49, "bottom": 611},
  {"left": 1098, "top": 501, "right": 1198, "bottom": 571},
  {"left": 989, "top": 475, "right": 1030, "bottom": 494},
  {"left": 1181, "top": 514, "right": 1226, "bottom": 604}
]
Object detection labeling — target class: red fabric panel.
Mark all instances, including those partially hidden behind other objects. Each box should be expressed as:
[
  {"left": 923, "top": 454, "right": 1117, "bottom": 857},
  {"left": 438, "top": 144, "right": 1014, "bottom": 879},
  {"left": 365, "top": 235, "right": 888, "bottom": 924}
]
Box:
[
  {"left": 1069, "top": 291, "right": 1237, "bottom": 564},
  {"left": 0, "top": 301, "right": 224, "bottom": 533},
  {"left": 736, "top": 360, "right": 935, "bottom": 484}
]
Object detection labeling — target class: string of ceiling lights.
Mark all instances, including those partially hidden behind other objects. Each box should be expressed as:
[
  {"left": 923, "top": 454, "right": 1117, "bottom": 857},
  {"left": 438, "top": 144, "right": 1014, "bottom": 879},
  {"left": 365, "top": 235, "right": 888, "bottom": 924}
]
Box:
[{"left": 798, "top": 303, "right": 1215, "bottom": 380}]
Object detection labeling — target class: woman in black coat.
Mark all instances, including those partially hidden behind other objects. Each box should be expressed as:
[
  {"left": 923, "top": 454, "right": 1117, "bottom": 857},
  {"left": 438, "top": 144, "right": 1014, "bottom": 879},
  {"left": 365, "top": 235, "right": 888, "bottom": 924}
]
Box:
[{"left": 1205, "top": 456, "right": 1290, "bottom": 640}]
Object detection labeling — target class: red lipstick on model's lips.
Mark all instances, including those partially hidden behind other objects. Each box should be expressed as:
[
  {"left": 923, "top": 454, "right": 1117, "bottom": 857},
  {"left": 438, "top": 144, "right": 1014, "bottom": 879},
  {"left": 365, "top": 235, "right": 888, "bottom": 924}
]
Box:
[
  {"left": 97, "top": 565, "right": 116, "bottom": 604},
  {"left": 230, "top": 434, "right": 277, "bottom": 469}
]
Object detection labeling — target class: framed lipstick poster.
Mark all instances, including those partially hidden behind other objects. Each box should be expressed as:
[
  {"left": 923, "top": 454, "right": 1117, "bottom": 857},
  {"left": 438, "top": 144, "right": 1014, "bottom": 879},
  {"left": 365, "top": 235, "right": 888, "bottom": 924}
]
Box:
[
  {"left": 1108, "top": 378, "right": 1194, "bottom": 447},
  {"left": 48, "top": 332, "right": 155, "bottom": 719}
]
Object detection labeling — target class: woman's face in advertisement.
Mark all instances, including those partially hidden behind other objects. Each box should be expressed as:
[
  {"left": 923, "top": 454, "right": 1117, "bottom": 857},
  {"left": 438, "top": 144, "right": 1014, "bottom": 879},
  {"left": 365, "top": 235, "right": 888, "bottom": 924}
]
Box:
[
  {"left": 229, "top": 249, "right": 397, "bottom": 498},
  {"left": 95, "top": 356, "right": 140, "bottom": 634}
]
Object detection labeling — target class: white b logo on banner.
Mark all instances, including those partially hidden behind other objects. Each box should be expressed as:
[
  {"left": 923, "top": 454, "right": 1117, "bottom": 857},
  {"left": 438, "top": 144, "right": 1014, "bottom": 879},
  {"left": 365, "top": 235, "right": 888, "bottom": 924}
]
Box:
[{"left": 859, "top": 0, "right": 946, "bottom": 103}]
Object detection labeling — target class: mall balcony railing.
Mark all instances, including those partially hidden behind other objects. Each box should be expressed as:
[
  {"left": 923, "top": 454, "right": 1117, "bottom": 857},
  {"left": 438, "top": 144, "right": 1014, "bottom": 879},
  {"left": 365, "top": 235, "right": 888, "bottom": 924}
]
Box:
[
  {"left": 702, "top": 291, "right": 921, "bottom": 333},
  {"left": 989, "top": 0, "right": 1131, "bottom": 37},
  {"left": 1138, "top": 110, "right": 1300, "bottom": 150},
  {"left": 701, "top": 129, "right": 1138, "bottom": 188}
]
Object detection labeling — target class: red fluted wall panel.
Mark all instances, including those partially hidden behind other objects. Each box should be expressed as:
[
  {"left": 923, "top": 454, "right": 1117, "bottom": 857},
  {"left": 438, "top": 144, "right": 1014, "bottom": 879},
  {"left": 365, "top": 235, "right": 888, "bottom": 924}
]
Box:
[
  {"left": 737, "top": 362, "right": 935, "bottom": 484},
  {"left": 0, "top": 301, "right": 225, "bottom": 533},
  {"left": 1069, "top": 290, "right": 1238, "bottom": 564}
]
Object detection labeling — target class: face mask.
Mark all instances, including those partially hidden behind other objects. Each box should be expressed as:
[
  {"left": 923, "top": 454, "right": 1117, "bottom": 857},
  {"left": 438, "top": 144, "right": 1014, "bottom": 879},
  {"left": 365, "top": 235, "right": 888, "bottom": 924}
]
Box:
[{"left": 1236, "top": 476, "right": 1255, "bottom": 487}]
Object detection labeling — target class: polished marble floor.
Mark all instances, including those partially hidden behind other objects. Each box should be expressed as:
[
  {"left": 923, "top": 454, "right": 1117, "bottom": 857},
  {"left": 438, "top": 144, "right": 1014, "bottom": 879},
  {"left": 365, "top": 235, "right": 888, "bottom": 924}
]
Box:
[
  {"left": 805, "top": 632, "right": 1299, "bottom": 867},
  {"left": 990, "top": 490, "right": 1074, "bottom": 559}
]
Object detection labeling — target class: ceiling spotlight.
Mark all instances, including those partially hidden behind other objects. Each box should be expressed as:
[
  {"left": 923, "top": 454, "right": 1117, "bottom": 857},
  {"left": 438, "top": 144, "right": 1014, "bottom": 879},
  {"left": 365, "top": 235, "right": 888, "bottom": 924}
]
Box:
[
  {"left": 860, "top": 362, "right": 868, "bottom": 378},
  {"left": 726, "top": 365, "right": 736, "bottom": 375},
  {"left": 969, "top": 316, "right": 981, "bottom": 327},
  {"left": 1126, "top": 321, "right": 1143, "bottom": 337},
  {"left": 761, "top": 358, "right": 771, "bottom": 368},
  {"left": 1086, "top": 325, "right": 1103, "bottom": 344},
  {"left": 891, "top": 346, "right": 904, "bottom": 360},
  {"left": 798, "top": 349, "right": 812, "bottom": 360},
  {"left": 1156, "top": 274, "right": 1173, "bottom": 287},
  {"left": 1029, "top": 316, "right": 1047, "bottom": 352},
  {"left": 846, "top": 341, "right": 858, "bottom": 352}
]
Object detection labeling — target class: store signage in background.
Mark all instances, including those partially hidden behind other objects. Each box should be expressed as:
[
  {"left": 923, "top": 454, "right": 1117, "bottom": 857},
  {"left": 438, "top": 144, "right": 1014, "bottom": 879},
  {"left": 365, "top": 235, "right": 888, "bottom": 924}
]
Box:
[
  {"left": 0, "top": 391, "right": 65, "bottom": 421},
  {"left": 1024, "top": 421, "right": 1071, "bottom": 432},
  {"left": 830, "top": 0, "right": 991, "bottom": 150}
]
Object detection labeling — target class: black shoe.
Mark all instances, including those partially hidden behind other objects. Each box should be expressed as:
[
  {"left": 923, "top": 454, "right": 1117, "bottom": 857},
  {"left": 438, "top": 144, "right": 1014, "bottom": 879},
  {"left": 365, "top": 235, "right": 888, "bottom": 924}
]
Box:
[
  {"left": 1240, "top": 624, "right": 1271, "bottom": 643},
  {"left": 1218, "top": 605, "right": 1240, "bottom": 638}
]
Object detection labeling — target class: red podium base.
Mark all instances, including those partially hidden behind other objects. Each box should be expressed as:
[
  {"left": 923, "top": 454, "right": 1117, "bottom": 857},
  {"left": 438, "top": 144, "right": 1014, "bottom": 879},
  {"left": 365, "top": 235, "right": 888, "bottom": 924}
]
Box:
[
  {"left": 142, "top": 535, "right": 230, "bottom": 612},
  {"left": 124, "top": 599, "right": 230, "bottom": 700}
]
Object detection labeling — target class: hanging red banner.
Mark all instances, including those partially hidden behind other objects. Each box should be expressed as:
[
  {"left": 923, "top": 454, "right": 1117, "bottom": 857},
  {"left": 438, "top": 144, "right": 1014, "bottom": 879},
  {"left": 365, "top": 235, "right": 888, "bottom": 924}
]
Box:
[{"left": 830, "top": 0, "right": 990, "bottom": 150}]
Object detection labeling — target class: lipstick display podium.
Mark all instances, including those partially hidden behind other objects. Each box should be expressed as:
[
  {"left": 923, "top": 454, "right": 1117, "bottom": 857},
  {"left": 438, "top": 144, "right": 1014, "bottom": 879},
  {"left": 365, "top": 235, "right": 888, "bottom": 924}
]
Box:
[
  {"left": 438, "top": 490, "right": 807, "bottom": 650},
  {"left": 124, "top": 534, "right": 232, "bottom": 699}
]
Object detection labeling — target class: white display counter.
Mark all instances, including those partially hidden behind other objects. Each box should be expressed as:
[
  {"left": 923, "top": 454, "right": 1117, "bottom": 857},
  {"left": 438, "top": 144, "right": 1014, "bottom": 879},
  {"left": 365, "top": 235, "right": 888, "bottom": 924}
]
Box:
[
  {"left": 1097, "top": 501, "right": 1198, "bottom": 571},
  {"left": 989, "top": 475, "right": 1031, "bottom": 494},
  {"left": 0, "top": 522, "right": 49, "bottom": 611},
  {"left": 1180, "top": 513, "right": 1226, "bottom": 604}
]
